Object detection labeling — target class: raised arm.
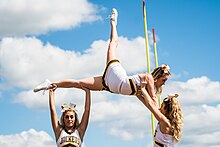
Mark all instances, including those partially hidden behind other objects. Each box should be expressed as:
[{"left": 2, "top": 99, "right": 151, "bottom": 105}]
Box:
[
  {"left": 138, "top": 81, "right": 170, "bottom": 127},
  {"left": 49, "top": 88, "right": 62, "bottom": 141},
  {"left": 139, "top": 73, "right": 157, "bottom": 106},
  {"left": 77, "top": 87, "right": 91, "bottom": 141}
]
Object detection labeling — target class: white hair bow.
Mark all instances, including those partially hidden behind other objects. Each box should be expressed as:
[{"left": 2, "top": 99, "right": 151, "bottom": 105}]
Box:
[
  {"left": 167, "top": 93, "right": 179, "bottom": 99},
  {"left": 61, "top": 103, "right": 77, "bottom": 113},
  {"left": 161, "top": 64, "right": 171, "bottom": 74}
]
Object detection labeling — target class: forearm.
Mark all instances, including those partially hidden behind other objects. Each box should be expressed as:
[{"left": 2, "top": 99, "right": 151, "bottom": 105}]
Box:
[
  {"left": 81, "top": 89, "right": 91, "bottom": 127},
  {"left": 84, "top": 90, "right": 91, "bottom": 111},
  {"left": 141, "top": 88, "right": 150, "bottom": 103},
  {"left": 49, "top": 90, "right": 56, "bottom": 113},
  {"left": 49, "top": 89, "right": 60, "bottom": 135},
  {"left": 78, "top": 89, "right": 91, "bottom": 140},
  {"left": 140, "top": 87, "right": 168, "bottom": 123},
  {"left": 140, "top": 87, "right": 155, "bottom": 109}
]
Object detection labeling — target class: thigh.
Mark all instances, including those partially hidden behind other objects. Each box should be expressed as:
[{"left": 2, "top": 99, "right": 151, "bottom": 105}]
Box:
[{"left": 80, "top": 76, "right": 103, "bottom": 91}]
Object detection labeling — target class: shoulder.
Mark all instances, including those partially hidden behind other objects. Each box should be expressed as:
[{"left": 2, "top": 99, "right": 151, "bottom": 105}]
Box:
[{"left": 138, "top": 73, "right": 153, "bottom": 81}]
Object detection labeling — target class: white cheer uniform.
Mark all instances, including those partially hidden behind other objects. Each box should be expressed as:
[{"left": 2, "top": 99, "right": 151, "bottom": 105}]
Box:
[
  {"left": 57, "top": 129, "right": 81, "bottom": 147},
  {"left": 154, "top": 124, "right": 174, "bottom": 147}
]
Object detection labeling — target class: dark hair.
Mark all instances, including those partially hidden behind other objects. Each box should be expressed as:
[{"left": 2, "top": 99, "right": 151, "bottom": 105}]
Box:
[{"left": 151, "top": 65, "right": 171, "bottom": 80}]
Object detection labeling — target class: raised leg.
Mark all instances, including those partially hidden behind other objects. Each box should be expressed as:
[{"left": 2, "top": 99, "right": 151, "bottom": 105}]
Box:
[
  {"left": 33, "top": 9, "right": 120, "bottom": 93},
  {"left": 106, "top": 8, "right": 119, "bottom": 64}
]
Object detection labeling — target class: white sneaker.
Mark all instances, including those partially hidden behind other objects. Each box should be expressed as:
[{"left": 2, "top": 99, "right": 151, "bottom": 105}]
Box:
[
  {"left": 110, "top": 8, "right": 118, "bottom": 26},
  {"left": 33, "top": 79, "right": 52, "bottom": 93}
]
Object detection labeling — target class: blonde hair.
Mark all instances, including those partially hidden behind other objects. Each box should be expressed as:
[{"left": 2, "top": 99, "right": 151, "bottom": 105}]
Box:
[
  {"left": 164, "top": 97, "right": 183, "bottom": 143},
  {"left": 59, "top": 104, "right": 80, "bottom": 129}
]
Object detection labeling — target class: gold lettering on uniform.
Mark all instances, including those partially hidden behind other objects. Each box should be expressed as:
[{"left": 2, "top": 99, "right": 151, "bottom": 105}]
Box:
[
  {"left": 60, "top": 136, "right": 80, "bottom": 145},
  {"left": 67, "top": 136, "right": 71, "bottom": 142},
  {"left": 60, "top": 137, "right": 66, "bottom": 144}
]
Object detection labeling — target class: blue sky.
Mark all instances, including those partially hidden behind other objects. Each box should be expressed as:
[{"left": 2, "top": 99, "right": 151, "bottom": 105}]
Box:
[{"left": 0, "top": 0, "right": 220, "bottom": 147}]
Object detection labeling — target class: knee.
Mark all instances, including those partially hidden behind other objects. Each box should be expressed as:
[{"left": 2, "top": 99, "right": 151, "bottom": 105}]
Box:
[{"left": 109, "top": 40, "right": 118, "bottom": 48}]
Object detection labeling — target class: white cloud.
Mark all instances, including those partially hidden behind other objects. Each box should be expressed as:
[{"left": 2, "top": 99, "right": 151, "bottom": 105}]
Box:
[
  {"left": 91, "top": 94, "right": 150, "bottom": 140},
  {"left": 0, "top": 129, "right": 55, "bottom": 147},
  {"left": 0, "top": 0, "right": 101, "bottom": 37},
  {"left": 0, "top": 37, "right": 84, "bottom": 89},
  {"left": 163, "top": 76, "right": 220, "bottom": 105},
  {"left": 177, "top": 105, "right": 220, "bottom": 147},
  {"left": 180, "top": 131, "right": 220, "bottom": 147},
  {"left": 183, "top": 105, "right": 220, "bottom": 133},
  {"left": 0, "top": 37, "right": 103, "bottom": 89}
]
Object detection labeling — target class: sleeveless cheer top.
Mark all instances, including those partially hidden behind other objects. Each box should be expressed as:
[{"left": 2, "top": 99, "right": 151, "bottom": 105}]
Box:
[
  {"left": 56, "top": 129, "right": 81, "bottom": 147},
  {"left": 154, "top": 124, "right": 174, "bottom": 147}
]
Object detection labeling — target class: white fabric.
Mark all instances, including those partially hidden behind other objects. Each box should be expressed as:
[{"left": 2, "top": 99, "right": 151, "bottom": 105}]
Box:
[
  {"left": 104, "top": 62, "right": 140, "bottom": 95},
  {"left": 56, "top": 129, "right": 81, "bottom": 147},
  {"left": 154, "top": 124, "right": 174, "bottom": 147},
  {"left": 130, "top": 74, "right": 141, "bottom": 86}
]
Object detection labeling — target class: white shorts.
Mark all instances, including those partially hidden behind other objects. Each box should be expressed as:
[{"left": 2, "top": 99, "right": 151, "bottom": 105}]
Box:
[{"left": 102, "top": 60, "right": 137, "bottom": 95}]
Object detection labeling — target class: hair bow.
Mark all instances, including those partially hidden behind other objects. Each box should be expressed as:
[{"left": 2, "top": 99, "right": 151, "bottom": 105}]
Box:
[
  {"left": 167, "top": 93, "right": 179, "bottom": 99},
  {"left": 161, "top": 64, "right": 171, "bottom": 74},
  {"left": 61, "top": 103, "right": 77, "bottom": 113}
]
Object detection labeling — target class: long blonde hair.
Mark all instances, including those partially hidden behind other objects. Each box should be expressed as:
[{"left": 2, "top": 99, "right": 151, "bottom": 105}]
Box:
[{"left": 164, "top": 96, "right": 183, "bottom": 143}]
